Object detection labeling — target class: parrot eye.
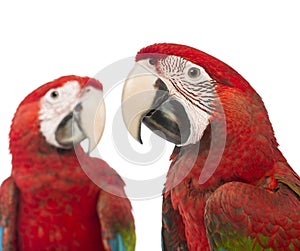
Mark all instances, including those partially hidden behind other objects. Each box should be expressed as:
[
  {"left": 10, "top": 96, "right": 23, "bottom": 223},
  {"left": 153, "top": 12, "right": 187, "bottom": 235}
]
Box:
[
  {"left": 50, "top": 90, "right": 60, "bottom": 99},
  {"left": 45, "top": 88, "right": 62, "bottom": 103},
  {"left": 187, "top": 67, "right": 201, "bottom": 79},
  {"left": 148, "top": 58, "right": 156, "bottom": 66}
]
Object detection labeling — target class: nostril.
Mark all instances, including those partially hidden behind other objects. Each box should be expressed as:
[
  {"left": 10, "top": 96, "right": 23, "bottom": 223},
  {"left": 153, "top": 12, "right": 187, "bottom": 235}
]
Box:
[{"left": 74, "top": 103, "right": 82, "bottom": 112}]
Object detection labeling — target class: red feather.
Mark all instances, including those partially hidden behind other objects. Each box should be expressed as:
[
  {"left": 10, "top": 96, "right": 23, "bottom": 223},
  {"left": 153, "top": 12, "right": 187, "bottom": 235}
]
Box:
[
  {"left": 137, "top": 43, "right": 300, "bottom": 250},
  {"left": 137, "top": 43, "right": 256, "bottom": 92},
  {"left": 2, "top": 76, "right": 134, "bottom": 250}
]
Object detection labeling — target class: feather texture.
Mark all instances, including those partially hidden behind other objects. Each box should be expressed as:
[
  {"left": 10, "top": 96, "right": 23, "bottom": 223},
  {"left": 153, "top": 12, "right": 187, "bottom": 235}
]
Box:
[
  {"left": 1, "top": 76, "right": 135, "bottom": 250},
  {"left": 0, "top": 177, "right": 18, "bottom": 250},
  {"left": 205, "top": 181, "right": 300, "bottom": 250},
  {"left": 135, "top": 43, "right": 300, "bottom": 250},
  {"left": 161, "top": 192, "right": 188, "bottom": 250}
]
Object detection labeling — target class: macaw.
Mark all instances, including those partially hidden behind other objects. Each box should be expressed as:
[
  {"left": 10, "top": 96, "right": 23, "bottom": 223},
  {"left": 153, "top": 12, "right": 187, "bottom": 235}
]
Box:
[
  {"left": 121, "top": 43, "right": 300, "bottom": 250},
  {"left": 0, "top": 75, "right": 135, "bottom": 251}
]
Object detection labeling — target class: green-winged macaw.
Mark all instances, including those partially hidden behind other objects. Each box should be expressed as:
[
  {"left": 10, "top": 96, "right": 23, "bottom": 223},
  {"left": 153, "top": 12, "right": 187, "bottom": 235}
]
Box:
[
  {"left": 0, "top": 75, "right": 136, "bottom": 251},
  {"left": 122, "top": 43, "right": 300, "bottom": 251}
]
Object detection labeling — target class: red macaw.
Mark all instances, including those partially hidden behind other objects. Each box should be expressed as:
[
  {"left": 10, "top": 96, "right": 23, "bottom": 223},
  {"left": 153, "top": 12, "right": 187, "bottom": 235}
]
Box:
[
  {"left": 121, "top": 43, "right": 300, "bottom": 250},
  {"left": 0, "top": 75, "right": 136, "bottom": 251}
]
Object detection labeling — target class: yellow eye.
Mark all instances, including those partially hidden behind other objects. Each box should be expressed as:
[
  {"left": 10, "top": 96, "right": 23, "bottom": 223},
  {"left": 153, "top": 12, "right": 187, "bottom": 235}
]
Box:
[{"left": 187, "top": 67, "right": 201, "bottom": 79}]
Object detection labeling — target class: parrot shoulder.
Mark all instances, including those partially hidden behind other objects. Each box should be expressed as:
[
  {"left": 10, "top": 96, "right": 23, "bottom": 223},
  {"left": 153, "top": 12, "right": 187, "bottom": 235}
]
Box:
[
  {"left": 97, "top": 188, "right": 136, "bottom": 251},
  {"left": 78, "top": 155, "right": 136, "bottom": 250},
  {"left": 204, "top": 180, "right": 300, "bottom": 251},
  {"left": 0, "top": 176, "right": 19, "bottom": 250},
  {"left": 274, "top": 161, "right": 300, "bottom": 198}
]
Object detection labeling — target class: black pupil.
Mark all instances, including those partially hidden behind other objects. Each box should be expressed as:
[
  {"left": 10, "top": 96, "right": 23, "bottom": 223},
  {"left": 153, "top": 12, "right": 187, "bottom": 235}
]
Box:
[
  {"left": 51, "top": 90, "right": 59, "bottom": 98},
  {"left": 188, "top": 67, "right": 200, "bottom": 78},
  {"left": 149, "top": 58, "right": 155, "bottom": 65}
]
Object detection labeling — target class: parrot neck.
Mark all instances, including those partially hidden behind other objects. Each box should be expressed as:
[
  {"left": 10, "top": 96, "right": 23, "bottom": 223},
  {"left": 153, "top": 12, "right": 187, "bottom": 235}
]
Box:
[
  {"left": 214, "top": 88, "right": 284, "bottom": 185},
  {"left": 10, "top": 126, "right": 77, "bottom": 165},
  {"left": 167, "top": 88, "right": 286, "bottom": 192},
  {"left": 165, "top": 90, "right": 286, "bottom": 250},
  {"left": 9, "top": 118, "right": 95, "bottom": 195},
  {"left": 9, "top": 102, "right": 79, "bottom": 170}
]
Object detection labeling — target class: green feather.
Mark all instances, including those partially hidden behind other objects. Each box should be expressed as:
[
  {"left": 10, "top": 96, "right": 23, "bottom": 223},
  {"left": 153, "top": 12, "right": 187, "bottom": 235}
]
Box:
[
  {"left": 210, "top": 222, "right": 274, "bottom": 251},
  {"left": 119, "top": 223, "right": 136, "bottom": 251}
]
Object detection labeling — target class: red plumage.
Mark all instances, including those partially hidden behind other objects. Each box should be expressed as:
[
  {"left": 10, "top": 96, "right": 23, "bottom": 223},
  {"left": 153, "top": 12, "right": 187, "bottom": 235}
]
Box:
[
  {"left": 137, "top": 43, "right": 256, "bottom": 92},
  {"left": 1, "top": 76, "right": 135, "bottom": 250},
  {"left": 137, "top": 43, "right": 300, "bottom": 250}
]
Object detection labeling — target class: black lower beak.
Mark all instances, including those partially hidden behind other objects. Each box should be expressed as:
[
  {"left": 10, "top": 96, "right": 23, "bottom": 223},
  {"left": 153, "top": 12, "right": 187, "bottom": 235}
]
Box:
[
  {"left": 55, "top": 108, "right": 85, "bottom": 148},
  {"left": 143, "top": 97, "right": 191, "bottom": 145},
  {"left": 122, "top": 64, "right": 192, "bottom": 146}
]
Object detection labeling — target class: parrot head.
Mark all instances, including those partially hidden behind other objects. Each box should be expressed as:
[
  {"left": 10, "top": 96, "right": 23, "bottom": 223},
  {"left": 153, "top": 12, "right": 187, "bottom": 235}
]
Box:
[
  {"left": 122, "top": 43, "right": 273, "bottom": 148},
  {"left": 10, "top": 75, "right": 105, "bottom": 154}
]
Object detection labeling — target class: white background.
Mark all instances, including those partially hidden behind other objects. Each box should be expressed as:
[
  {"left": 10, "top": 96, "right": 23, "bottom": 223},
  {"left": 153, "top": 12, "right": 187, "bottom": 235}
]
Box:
[{"left": 0, "top": 1, "right": 299, "bottom": 250}]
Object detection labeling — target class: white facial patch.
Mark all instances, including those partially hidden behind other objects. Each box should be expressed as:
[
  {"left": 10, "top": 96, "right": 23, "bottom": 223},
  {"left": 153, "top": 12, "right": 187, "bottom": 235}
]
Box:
[
  {"left": 182, "top": 101, "right": 210, "bottom": 146},
  {"left": 39, "top": 81, "right": 81, "bottom": 148},
  {"left": 139, "top": 56, "right": 216, "bottom": 146},
  {"left": 160, "top": 75, "right": 211, "bottom": 146}
]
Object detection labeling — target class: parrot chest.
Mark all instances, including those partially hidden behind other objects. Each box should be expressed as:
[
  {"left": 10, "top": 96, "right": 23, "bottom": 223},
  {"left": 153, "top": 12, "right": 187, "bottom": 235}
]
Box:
[
  {"left": 16, "top": 184, "right": 105, "bottom": 251},
  {"left": 171, "top": 177, "right": 213, "bottom": 251}
]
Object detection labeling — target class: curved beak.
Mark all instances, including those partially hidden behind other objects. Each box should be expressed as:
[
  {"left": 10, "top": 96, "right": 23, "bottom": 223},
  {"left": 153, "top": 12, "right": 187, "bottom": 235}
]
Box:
[
  {"left": 77, "top": 85, "right": 106, "bottom": 153},
  {"left": 56, "top": 85, "right": 105, "bottom": 153},
  {"left": 121, "top": 62, "right": 190, "bottom": 145}
]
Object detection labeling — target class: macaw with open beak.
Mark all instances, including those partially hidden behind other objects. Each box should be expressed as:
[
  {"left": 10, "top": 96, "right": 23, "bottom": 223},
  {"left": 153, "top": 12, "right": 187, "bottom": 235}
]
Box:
[
  {"left": 122, "top": 43, "right": 300, "bottom": 250},
  {"left": 1, "top": 75, "right": 136, "bottom": 251}
]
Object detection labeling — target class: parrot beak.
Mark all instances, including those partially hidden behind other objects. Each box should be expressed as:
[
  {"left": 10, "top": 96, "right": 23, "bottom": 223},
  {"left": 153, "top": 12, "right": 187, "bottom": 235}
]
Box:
[
  {"left": 121, "top": 62, "right": 190, "bottom": 145},
  {"left": 56, "top": 84, "right": 105, "bottom": 153},
  {"left": 76, "top": 85, "right": 106, "bottom": 153}
]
